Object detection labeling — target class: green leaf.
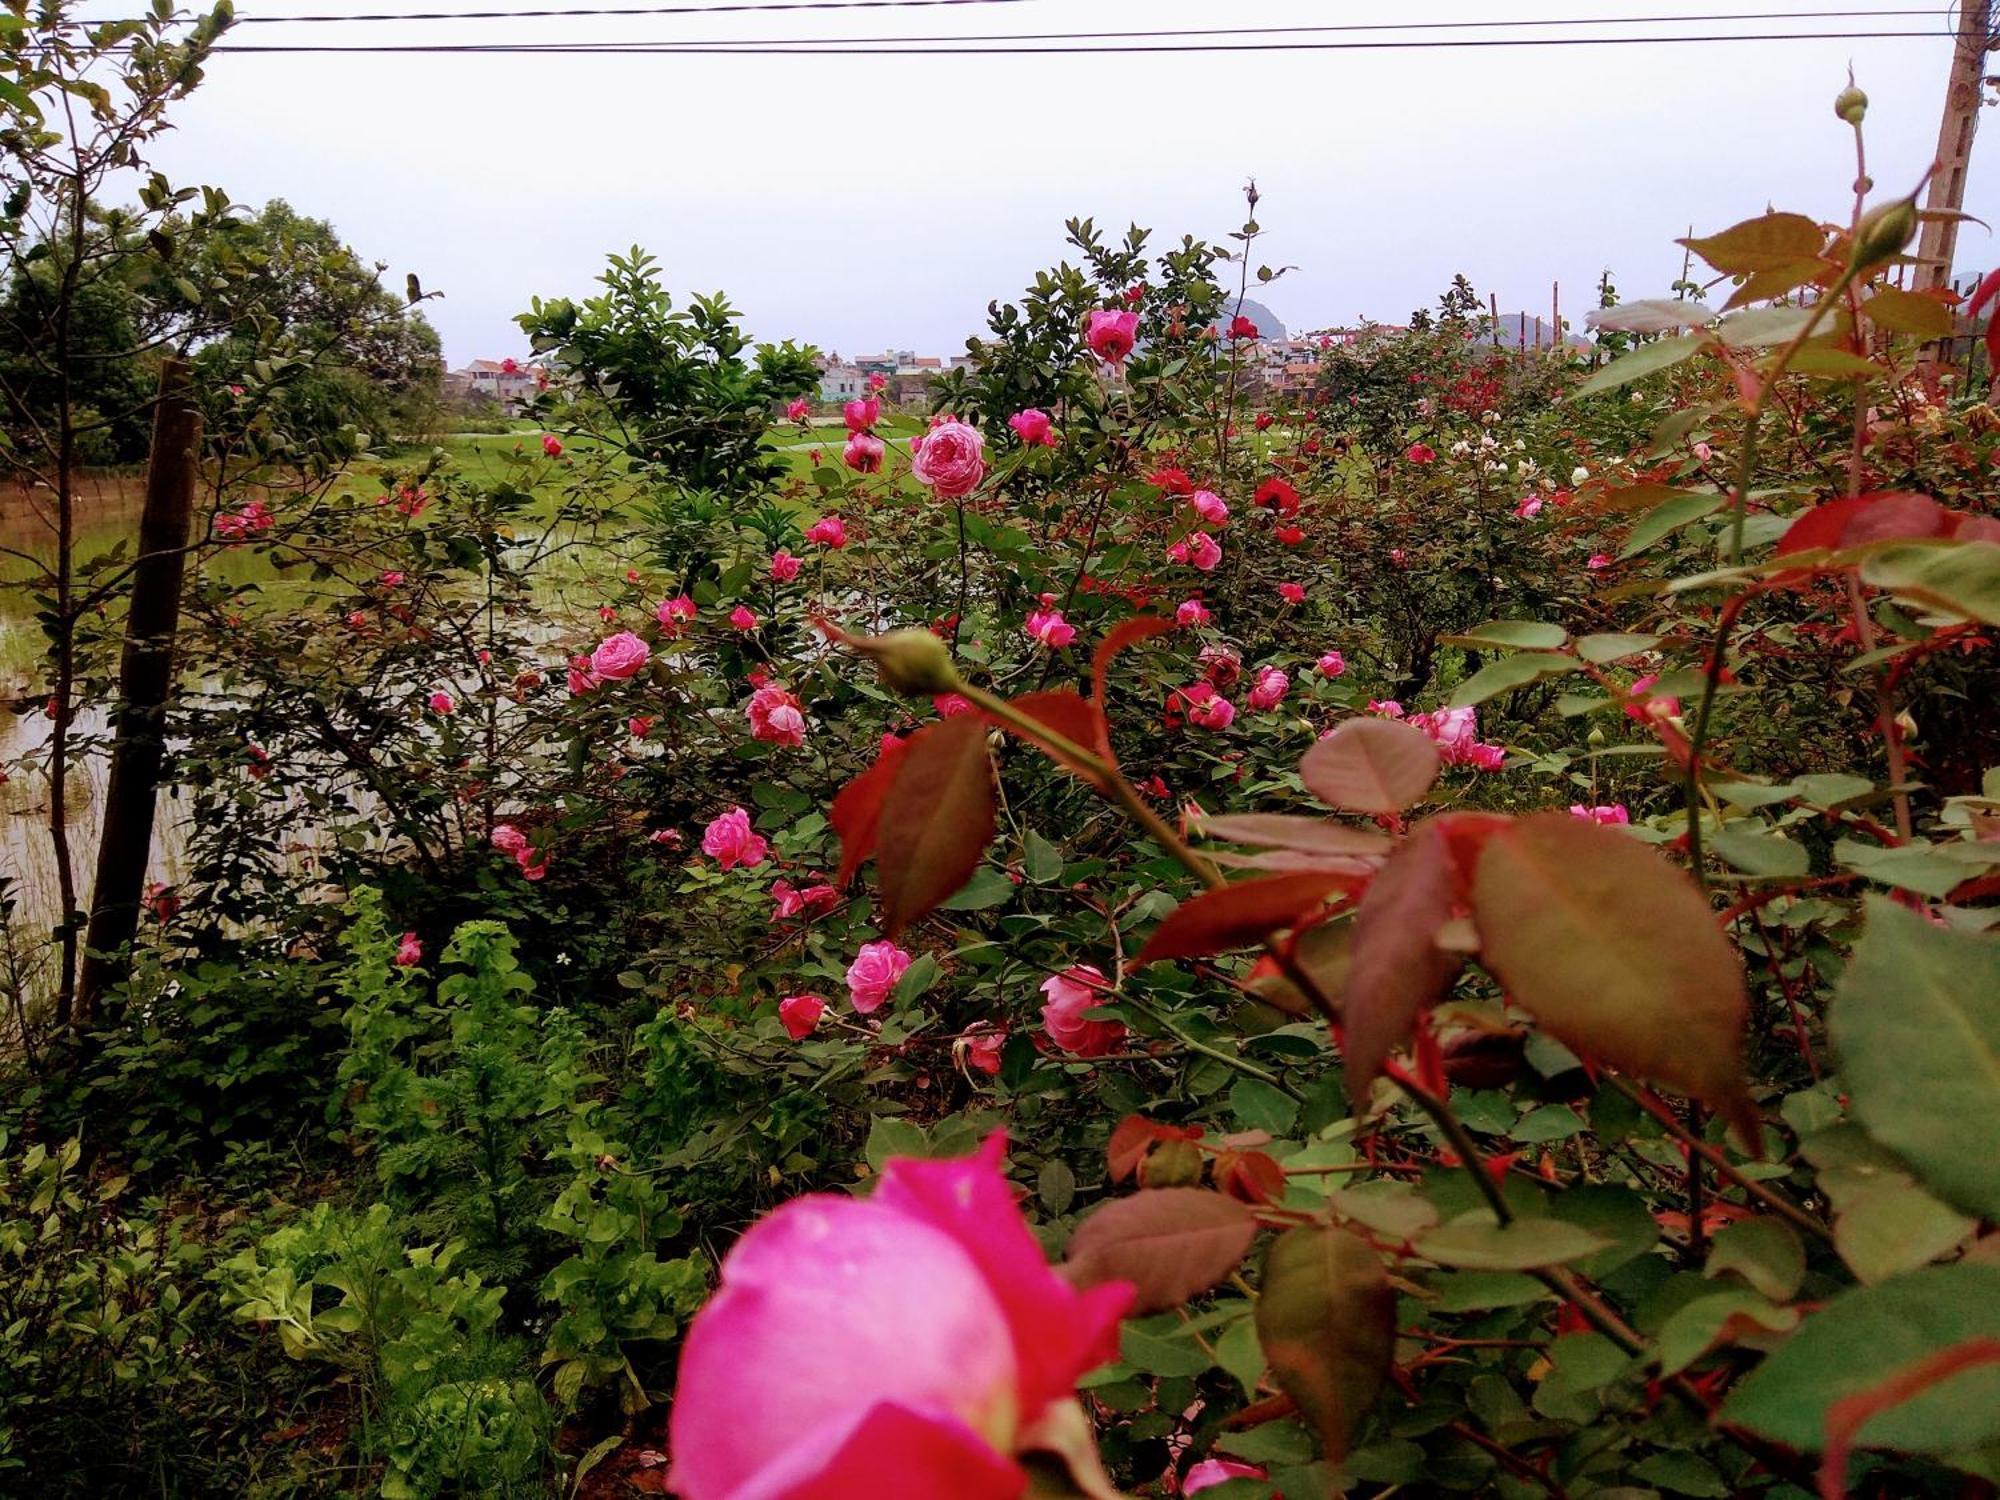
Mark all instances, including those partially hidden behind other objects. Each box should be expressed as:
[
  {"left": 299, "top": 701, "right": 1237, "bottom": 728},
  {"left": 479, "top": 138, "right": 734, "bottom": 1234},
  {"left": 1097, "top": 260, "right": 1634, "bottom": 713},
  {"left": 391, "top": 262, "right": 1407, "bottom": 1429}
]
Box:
[
  {"left": 1576, "top": 632, "right": 1661, "bottom": 663},
  {"left": 1571, "top": 334, "right": 1709, "bottom": 399},
  {"left": 1449, "top": 619, "right": 1567, "bottom": 651},
  {"left": 1720, "top": 1264, "right": 2000, "bottom": 1454},
  {"left": 1230, "top": 1077, "right": 1298, "bottom": 1137},
  {"left": 1710, "top": 827, "right": 1810, "bottom": 879},
  {"left": 1657, "top": 1290, "right": 1799, "bottom": 1376},
  {"left": 1620, "top": 492, "right": 1725, "bottom": 558},
  {"left": 1023, "top": 829, "right": 1064, "bottom": 883},
  {"left": 1546, "top": 1184, "right": 1661, "bottom": 1277},
  {"left": 1255, "top": 1227, "right": 1395, "bottom": 1462},
  {"left": 1119, "top": 1321, "right": 1213, "bottom": 1377},
  {"left": 1863, "top": 287, "right": 1955, "bottom": 340},
  {"left": 938, "top": 865, "right": 1016, "bottom": 911},
  {"left": 1447, "top": 652, "right": 1577, "bottom": 708},
  {"left": 1679, "top": 212, "right": 1825, "bottom": 274},
  {"left": 1416, "top": 1213, "right": 1606, "bottom": 1270},
  {"left": 1705, "top": 1218, "right": 1805, "bottom": 1302},
  {"left": 1717, "top": 304, "right": 1823, "bottom": 347},
  {"left": 1785, "top": 342, "right": 1885, "bottom": 380},
  {"left": 1829, "top": 898, "right": 2000, "bottom": 1219},
  {"left": 1861, "top": 540, "right": 2000, "bottom": 626}
]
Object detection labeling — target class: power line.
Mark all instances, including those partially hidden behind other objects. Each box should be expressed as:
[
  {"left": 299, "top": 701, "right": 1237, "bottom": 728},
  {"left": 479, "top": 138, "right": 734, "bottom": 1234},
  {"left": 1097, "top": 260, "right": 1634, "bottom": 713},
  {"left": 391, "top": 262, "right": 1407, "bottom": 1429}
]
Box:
[
  {"left": 205, "top": 8, "right": 1965, "bottom": 45},
  {"left": 171, "top": 0, "right": 1055, "bottom": 20},
  {"left": 193, "top": 29, "right": 1947, "bottom": 53}
]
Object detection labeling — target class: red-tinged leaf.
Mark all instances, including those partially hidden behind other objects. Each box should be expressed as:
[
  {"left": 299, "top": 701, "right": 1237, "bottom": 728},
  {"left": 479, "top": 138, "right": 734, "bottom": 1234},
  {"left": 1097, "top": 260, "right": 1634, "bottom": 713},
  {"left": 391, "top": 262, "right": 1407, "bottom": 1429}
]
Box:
[
  {"left": 1203, "top": 848, "right": 1379, "bottom": 876},
  {"left": 874, "top": 715, "right": 995, "bottom": 936},
  {"left": 1254, "top": 1226, "right": 1395, "bottom": 1463},
  {"left": 1090, "top": 616, "right": 1176, "bottom": 754},
  {"left": 1191, "top": 812, "right": 1393, "bottom": 858},
  {"left": 1775, "top": 492, "right": 1950, "bottom": 557},
  {"left": 1063, "top": 1188, "right": 1256, "bottom": 1314},
  {"left": 1300, "top": 717, "right": 1442, "bottom": 815},
  {"left": 1215, "top": 1149, "right": 1286, "bottom": 1207},
  {"left": 1820, "top": 1338, "right": 2000, "bottom": 1500},
  {"left": 1975, "top": 268, "right": 2000, "bottom": 375},
  {"left": 1105, "top": 1115, "right": 1200, "bottom": 1183},
  {"left": 1002, "top": 689, "right": 1111, "bottom": 789},
  {"left": 1434, "top": 811, "right": 1515, "bottom": 886},
  {"left": 1469, "top": 814, "right": 1759, "bottom": 1145},
  {"left": 1136, "top": 871, "right": 1365, "bottom": 966},
  {"left": 831, "top": 734, "right": 910, "bottom": 888},
  {"left": 1341, "top": 821, "right": 1468, "bottom": 1099}
]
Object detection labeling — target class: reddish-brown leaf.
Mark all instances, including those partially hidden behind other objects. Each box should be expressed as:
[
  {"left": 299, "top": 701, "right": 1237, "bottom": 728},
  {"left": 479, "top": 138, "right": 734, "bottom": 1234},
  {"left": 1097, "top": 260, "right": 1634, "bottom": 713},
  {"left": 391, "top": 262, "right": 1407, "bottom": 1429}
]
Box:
[
  {"left": 1000, "top": 690, "right": 1111, "bottom": 789},
  {"left": 1215, "top": 1149, "right": 1286, "bottom": 1207},
  {"left": 1341, "top": 821, "right": 1468, "bottom": 1099},
  {"left": 1091, "top": 616, "right": 1177, "bottom": 756},
  {"left": 1191, "top": 812, "right": 1393, "bottom": 859},
  {"left": 1136, "top": 871, "right": 1365, "bottom": 966},
  {"left": 1064, "top": 1188, "right": 1257, "bottom": 1314},
  {"left": 1775, "top": 491, "right": 2000, "bottom": 557},
  {"left": 830, "top": 733, "right": 911, "bottom": 888},
  {"left": 1470, "top": 813, "right": 1759, "bottom": 1145},
  {"left": 874, "top": 714, "right": 995, "bottom": 936},
  {"left": 1300, "top": 718, "right": 1442, "bottom": 815}
]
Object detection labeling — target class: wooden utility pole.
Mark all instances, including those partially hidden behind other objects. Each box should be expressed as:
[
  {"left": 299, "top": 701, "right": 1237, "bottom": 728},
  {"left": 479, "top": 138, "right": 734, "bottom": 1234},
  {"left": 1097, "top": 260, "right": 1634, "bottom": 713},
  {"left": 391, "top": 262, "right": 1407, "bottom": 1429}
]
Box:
[
  {"left": 78, "top": 358, "right": 200, "bottom": 1022},
  {"left": 1915, "top": 0, "right": 1993, "bottom": 290}
]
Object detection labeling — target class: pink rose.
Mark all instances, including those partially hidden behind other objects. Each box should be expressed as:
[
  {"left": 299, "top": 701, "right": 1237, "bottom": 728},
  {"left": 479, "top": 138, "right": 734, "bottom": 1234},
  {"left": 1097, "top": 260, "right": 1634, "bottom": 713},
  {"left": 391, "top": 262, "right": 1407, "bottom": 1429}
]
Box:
[
  {"left": 785, "top": 397, "right": 812, "bottom": 423},
  {"left": 702, "top": 806, "right": 769, "bottom": 872},
  {"left": 1404, "top": 442, "right": 1436, "bottom": 465},
  {"left": 1246, "top": 667, "right": 1290, "bottom": 712},
  {"left": 805, "top": 514, "right": 848, "bottom": 549},
  {"left": 747, "top": 685, "right": 808, "bottom": 747},
  {"left": 490, "top": 823, "right": 528, "bottom": 856},
  {"left": 427, "top": 691, "right": 455, "bottom": 714},
  {"left": 1086, "top": 308, "right": 1139, "bottom": 366},
  {"left": 541, "top": 434, "right": 563, "bottom": 458},
  {"left": 1515, "top": 494, "right": 1544, "bottom": 520},
  {"left": 1187, "top": 1459, "right": 1275, "bottom": 1494},
  {"left": 1008, "top": 408, "right": 1056, "bottom": 447},
  {"left": 1191, "top": 489, "right": 1230, "bottom": 526},
  {"left": 629, "top": 715, "right": 654, "bottom": 738},
  {"left": 959, "top": 1023, "right": 1006, "bottom": 1077},
  {"left": 868, "top": 372, "right": 887, "bottom": 391},
  {"left": 1569, "top": 803, "right": 1631, "bottom": 825},
  {"left": 380, "top": 570, "right": 404, "bottom": 588},
  {"left": 1175, "top": 598, "right": 1212, "bottom": 628},
  {"left": 1182, "top": 684, "right": 1236, "bottom": 731},
  {"left": 591, "top": 631, "right": 650, "bottom": 681},
  {"left": 842, "top": 396, "right": 880, "bottom": 433},
  {"left": 1316, "top": 650, "right": 1346, "bottom": 678},
  {"left": 911, "top": 419, "right": 987, "bottom": 499},
  {"left": 1277, "top": 581, "right": 1306, "bottom": 604},
  {"left": 729, "top": 605, "right": 759, "bottom": 631},
  {"left": 1587, "top": 552, "right": 1612, "bottom": 571},
  {"left": 1040, "top": 964, "right": 1125, "bottom": 1057},
  {"left": 843, "top": 433, "right": 886, "bottom": 474},
  {"left": 932, "top": 692, "right": 974, "bottom": 718},
  {"left": 777, "top": 994, "right": 826, "bottom": 1040},
  {"left": 1624, "top": 673, "right": 1681, "bottom": 723},
  {"left": 393, "top": 932, "right": 423, "bottom": 968},
  {"left": 1368, "top": 699, "right": 1404, "bottom": 717},
  {"left": 656, "top": 594, "right": 697, "bottom": 632},
  {"left": 666, "top": 1135, "right": 1131, "bottom": 1500},
  {"left": 1025, "top": 606, "right": 1076, "bottom": 649},
  {"left": 771, "top": 550, "right": 803, "bottom": 582},
  {"left": 1181, "top": 531, "right": 1222, "bottom": 571},
  {"left": 845, "top": 939, "right": 912, "bottom": 1014}
]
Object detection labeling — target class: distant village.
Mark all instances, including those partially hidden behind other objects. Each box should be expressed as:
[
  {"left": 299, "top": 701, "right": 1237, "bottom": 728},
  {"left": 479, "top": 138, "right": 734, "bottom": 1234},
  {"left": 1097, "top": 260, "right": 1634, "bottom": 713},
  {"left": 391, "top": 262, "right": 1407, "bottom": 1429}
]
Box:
[{"left": 438, "top": 304, "right": 1578, "bottom": 417}]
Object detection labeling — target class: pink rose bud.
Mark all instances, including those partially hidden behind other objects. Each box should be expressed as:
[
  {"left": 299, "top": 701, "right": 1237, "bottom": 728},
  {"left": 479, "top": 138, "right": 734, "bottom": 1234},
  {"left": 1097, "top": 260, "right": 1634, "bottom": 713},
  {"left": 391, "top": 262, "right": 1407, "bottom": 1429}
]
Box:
[
  {"left": 1085, "top": 308, "right": 1139, "bottom": 366},
  {"left": 1040, "top": 964, "right": 1125, "bottom": 1056},
  {"left": 777, "top": 993, "right": 826, "bottom": 1039},
  {"left": 541, "top": 434, "right": 563, "bottom": 457}
]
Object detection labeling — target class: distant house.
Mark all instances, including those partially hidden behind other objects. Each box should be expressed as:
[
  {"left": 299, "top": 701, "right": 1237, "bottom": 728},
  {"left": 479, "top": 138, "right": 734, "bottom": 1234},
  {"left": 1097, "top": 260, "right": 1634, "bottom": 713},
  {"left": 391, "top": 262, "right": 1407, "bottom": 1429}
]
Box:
[
  {"left": 819, "top": 364, "right": 868, "bottom": 403},
  {"left": 452, "top": 359, "right": 543, "bottom": 411}
]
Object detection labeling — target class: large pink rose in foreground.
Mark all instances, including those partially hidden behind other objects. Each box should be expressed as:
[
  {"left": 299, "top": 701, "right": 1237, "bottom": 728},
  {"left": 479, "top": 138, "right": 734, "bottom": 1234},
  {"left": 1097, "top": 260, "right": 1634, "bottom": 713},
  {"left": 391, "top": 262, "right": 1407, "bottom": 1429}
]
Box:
[
  {"left": 910, "top": 419, "right": 987, "bottom": 498},
  {"left": 667, "top": 1134, "right": 1132, "bottom": 1500}
]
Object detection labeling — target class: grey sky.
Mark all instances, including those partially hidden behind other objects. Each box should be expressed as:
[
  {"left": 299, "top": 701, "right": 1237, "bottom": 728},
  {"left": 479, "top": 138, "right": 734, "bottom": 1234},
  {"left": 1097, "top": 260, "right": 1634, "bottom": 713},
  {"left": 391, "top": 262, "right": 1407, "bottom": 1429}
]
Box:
[{"left": 138, "top": 2, "right": 1993, "bottom": 364}]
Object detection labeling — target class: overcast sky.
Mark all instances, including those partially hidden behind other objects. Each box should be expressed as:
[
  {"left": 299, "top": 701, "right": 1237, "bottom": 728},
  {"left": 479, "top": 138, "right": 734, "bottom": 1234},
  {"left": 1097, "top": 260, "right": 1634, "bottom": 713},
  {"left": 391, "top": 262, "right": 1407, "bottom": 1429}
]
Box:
[{"left": 131, "top": 1, "right": 1997, "bottom": 364}]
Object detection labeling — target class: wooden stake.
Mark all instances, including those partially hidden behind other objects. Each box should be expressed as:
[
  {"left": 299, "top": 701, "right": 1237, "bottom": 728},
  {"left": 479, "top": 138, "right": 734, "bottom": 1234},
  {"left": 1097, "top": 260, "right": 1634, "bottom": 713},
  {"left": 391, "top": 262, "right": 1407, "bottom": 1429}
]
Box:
[{"left": 78, "top": 358, "right": 200, "bottom": 1021}]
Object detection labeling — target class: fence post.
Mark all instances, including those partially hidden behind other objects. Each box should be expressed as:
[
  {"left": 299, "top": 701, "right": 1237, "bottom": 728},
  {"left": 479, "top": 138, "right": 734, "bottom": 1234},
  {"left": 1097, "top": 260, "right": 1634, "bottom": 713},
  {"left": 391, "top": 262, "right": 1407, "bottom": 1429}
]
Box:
[{"left": 77, "top": 357, "right": 200, "bottom": 1021}]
